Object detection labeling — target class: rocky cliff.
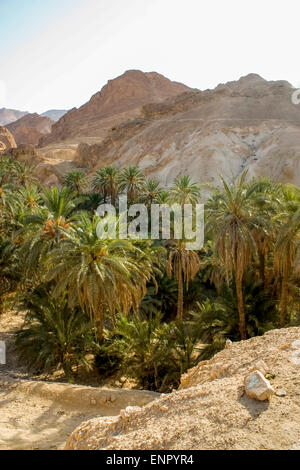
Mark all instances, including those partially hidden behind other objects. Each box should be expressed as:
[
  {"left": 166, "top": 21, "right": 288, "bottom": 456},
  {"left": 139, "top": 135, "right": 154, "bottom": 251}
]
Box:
[{"left": 0, "top": 126, "right": 17, "bottom": 152}]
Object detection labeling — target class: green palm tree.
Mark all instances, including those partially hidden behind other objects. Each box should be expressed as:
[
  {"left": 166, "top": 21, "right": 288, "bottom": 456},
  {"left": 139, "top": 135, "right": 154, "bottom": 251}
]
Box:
[
  {"left": 166, "top": 175, "right": 201, "bottom": 319},
  {"left": 207, "top": 171, "right": 265, "bottom": 339},
  {"left": 274, "top": 184, "right": 300, "bottom": 326},
  {"left": 139, "top": 178, "right": 162, "bottom": 208},
  {"left": 20, "top": 186, "right": 81, "bottom": 280},
  {"left": 16, "top": 288, "right": 97, "bottom": 382},
  {"left": 167, "top": 240, "right": 201, "bottom": 319},
  {"left": 92, "top": 166, "right": 120, "bottom": 205},
  {"left": 118, "top": 166, "right": 145, "bottom": 204},
  {"left": 168, "top": 175, "right": 201, "bottom": 207},
  {"left": 63, "top": 169, "right": 86, "bottom": 195},
  {"left": 46, "top": 213, "right": 162, "bottom": 338}
]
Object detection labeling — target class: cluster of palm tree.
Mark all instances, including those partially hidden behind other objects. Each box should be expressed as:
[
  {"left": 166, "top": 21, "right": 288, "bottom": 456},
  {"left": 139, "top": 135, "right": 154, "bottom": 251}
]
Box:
[{"left": 1, "top": 154, "right": 300, "bottom": 387}]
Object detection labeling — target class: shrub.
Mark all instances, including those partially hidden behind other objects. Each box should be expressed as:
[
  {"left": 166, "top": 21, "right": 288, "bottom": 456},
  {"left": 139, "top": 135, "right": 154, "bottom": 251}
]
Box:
[{"left": 15, "top": 288, "right": 98, "bottom": 382}]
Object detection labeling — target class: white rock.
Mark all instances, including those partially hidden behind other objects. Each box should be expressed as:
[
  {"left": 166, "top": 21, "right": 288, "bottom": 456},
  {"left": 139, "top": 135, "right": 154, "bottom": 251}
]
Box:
[
  {"left": 244, "top": 370, "right": 275, "bottom": 401},
  {"left": 275, "top": 389, "right": 286, "bottom": 397},
  {"left": 291, "top": 339, "right": 300, "bottom": 350}
]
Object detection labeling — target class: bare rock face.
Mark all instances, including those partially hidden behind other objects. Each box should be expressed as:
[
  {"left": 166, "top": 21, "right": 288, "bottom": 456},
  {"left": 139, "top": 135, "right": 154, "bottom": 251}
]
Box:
[
  {"left": 0, "top": 126, "right": 16, "bottom": 152},
  {"left": 7, "top": 113, "right": 54, "bottom": 146},
  {"left": 39, "top": 70, "right": 191, "bottom": 146},
  {"left": 73, "top": 74, "right": 300, "bottom": 186},
  {"left": 65, "top": 327, "right": 300, "bottom": 450},
  {"left": 244, "top": 370, "right": 275, "bottom": 401}
]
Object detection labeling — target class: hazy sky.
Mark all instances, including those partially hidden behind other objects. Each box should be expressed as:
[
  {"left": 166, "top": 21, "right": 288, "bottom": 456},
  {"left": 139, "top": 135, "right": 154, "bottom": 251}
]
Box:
[{"left": 0, "top": 0, "right": 299, "bottom": 113}]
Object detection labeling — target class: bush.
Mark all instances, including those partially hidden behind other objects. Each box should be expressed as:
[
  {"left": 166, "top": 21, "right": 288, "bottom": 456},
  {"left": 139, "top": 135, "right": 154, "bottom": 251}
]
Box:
[
  {"left": 107, "top": 313, "right": 202, "bottom": 392},
  {"left": 15, "top": 288, "right": 98, "bottom": 382}
]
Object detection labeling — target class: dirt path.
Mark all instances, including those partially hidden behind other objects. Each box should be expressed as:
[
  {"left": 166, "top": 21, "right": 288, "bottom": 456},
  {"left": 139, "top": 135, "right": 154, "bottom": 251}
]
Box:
[
  {"left": 0, "top": 310, "right": 158, "bottom": 450},
  {"left": 0, "top": 383, "right": 98, "bottom": 450}
]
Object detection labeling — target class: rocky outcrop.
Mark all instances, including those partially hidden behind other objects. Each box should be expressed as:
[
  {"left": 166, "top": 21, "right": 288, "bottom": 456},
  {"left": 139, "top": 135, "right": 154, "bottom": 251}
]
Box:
[
  {"left": 7, "top": 113, "right": 54, "bottom": 146},
  {"left": 39, "top": 70, "right": 191, "bottom": 146},
  {"left": 0, "top": 126, "right": 16, "bottom": 152},
  {"left": 0, "top": 108, "right": 28, "bottom": 126},
  {"left": 65, "top": 327, "right": 300, "bottom": 450}
]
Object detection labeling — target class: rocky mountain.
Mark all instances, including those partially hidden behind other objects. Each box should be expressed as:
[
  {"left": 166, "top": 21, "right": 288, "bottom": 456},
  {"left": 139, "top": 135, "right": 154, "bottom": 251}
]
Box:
[
  {"left": 73, "top": 73, "right": 300, "bottom": 186},
  {"left": 41, "top": 109, "right": 68, "bottom": 121},
  {"left": 7, "top": 113, "right": 54, "bottom": 146},
  {"left": 39, "top": 70, "right": 191, "bottom": 146},
  {"left": 66, "top": 326, "right": 300, "bottom": 450},
  {"left": 0, "top": 108, "right": 28, "bottom": 126},
  {"left": 0, "top": 126, "right": 16, "bottom": 152}
]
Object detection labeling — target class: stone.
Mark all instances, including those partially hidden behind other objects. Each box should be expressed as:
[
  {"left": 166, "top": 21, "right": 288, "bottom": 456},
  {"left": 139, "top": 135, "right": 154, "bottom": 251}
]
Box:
[
  {"left": 275, "top": 389, "right": 286, "bottom": 397},
  {"left": 244, "top": 370, "right": 275, "bottom": 401}
]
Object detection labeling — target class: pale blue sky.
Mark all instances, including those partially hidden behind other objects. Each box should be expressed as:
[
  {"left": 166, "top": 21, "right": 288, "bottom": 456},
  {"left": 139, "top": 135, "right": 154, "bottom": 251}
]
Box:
[{"left": 0, "top": 0, "right": 299, "bottom": 113}]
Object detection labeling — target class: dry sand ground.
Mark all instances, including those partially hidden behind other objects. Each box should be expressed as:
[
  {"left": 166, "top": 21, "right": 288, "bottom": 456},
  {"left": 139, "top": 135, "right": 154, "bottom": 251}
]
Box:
[{"left": 0, "top": 310, "right": 158, "bottom": 450}]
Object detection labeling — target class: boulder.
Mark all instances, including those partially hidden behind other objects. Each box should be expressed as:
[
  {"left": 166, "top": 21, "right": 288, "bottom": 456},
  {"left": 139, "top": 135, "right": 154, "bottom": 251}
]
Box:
[{"left": 244, "top": 370, "right": 275, "bottom": 401}]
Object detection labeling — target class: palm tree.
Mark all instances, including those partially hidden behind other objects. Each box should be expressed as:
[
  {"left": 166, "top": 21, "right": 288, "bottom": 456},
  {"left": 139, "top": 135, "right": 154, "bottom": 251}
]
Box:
[
  {"left": 20, "top": 186, "right": 81, "bottom": 280},
  {"left": 16, "top": 288, "right": 97, "bottom": 382},
  {"left": 207, "top": 172, "right": 264, "bottom": 340},
  {"left": 46, "top": 213, "right": 162, "bottom": 338},
  {"left": 167, "top": 239, "right": 201, "bottom": 319},
  {"left": 274, "top": 184, "right": 300, "bottom": 326},
  {"left": 92, "top": 166, "right": 120, "bottom": 205},
  {"left": 139, "top": 179, "right": 162, "bottom": 208},
  {"left": 92, "top": 168, "right": 108, "bottom": 202},
  {"left": 63, "top": 169, "right": 86, "bottom": 195},
  {"left": 166, "top": 175, "right": 201, "bottom": 319},
  {"left": 168, "top": 175, "right": 201, "bottom": 207},
  {"left": 118, "top": 166, "right": 145, "bottom": 204}
]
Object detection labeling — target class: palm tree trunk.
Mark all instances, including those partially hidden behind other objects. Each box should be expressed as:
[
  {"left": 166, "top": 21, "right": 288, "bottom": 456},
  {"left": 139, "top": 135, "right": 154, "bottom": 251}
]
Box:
[
  {"left": 96, "top": 322, "right": 104, "bottom": 341},
  {"left": 235, "top": 274, "right": 247, "bottom": 340},
  {"left": 259, "top": 252, "right": 265, "bottom": 285},
  {"left": 177, "top": 269, "right": 184, "bottom": 320},
  {"left": 280, "top": 278, "right": 288, "bottom": 327}
]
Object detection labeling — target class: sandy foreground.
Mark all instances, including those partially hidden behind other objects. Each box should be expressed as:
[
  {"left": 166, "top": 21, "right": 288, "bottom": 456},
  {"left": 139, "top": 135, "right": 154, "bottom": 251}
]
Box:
[{"left": 0, "top": 310, "right": 158, "bottom": 450}]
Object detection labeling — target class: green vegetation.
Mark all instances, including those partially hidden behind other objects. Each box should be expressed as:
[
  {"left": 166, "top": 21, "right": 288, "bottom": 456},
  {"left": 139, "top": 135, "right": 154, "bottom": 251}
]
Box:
[{"left": 0, "top": 155, "right": 300, "bottom": 389}]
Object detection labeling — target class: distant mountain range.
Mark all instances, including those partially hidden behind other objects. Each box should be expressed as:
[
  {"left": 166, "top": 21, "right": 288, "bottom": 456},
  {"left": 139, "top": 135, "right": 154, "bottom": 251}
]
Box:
[
  {"left": 41, "top": 109, "right": 68, "bottom": 121},
  {"left": 0, "top": 108, "right": 67, "bottom": 126},
  {"left": 0, "top": 108, "right": 28, "bottom": 126}
]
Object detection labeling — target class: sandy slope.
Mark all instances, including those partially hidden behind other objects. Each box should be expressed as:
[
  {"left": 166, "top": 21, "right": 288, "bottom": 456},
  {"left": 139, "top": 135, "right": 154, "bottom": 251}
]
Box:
[{"left": 66, "top": 327, "right": 300, "bottom": 450}]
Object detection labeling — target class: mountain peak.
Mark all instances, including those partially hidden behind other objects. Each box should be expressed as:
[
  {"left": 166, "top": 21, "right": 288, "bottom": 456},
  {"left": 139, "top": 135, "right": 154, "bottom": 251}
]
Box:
[{"left": 39, "top": 70, "right": 191, "bottom": 146}]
